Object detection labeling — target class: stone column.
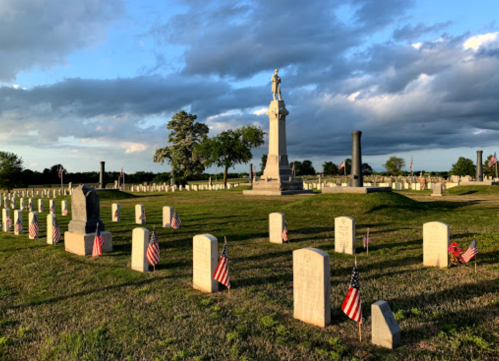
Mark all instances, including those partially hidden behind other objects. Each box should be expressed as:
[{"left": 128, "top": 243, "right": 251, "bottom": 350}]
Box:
[
  {"left": 351, "top": 130, "right": 363, "bottom": 187},
  {"left": 249, "top": 163, "right": 253, "bottom": 184},
  {"left": 476, "top": 150, "right": 483, "bottom": 181},
  {"left": 99, "top": 161, "right": 106, "bottom": 189}
]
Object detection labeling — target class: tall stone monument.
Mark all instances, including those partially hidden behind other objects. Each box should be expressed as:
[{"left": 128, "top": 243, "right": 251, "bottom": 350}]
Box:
[
  {"left": 99, "top": 161, "right": 106, "bottom": 189},
  {"left": 244, "top": 70, "right": 312, "bottom": 195},
  {"left": 476, "top": 150, "right": 483, "bottom": 182},
  {"left": 351, "top": 131, "right": 363, "bottom": 187},
  {"left": 65, "top": 184, "right": 112, "bottom": 256}
]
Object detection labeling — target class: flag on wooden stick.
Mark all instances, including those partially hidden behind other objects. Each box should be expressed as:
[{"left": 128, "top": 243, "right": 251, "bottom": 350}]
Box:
[
  {"left": 52, "top": 217, "right": 61, "bottom": 244},
  {"left": 461, "top": 237, "right": 478, "bottom": 263},
  {"left": 146, "top": 228, "right": 160, "bottom": 267},
  {"left": 29, "top": 214, "right": 39, "bottom": 238},
  {"left": 171, "top": 210, "right": 182, "bottom": 230},
  {"left": 341, "top": 259, "right": 362, "bottom": 324},
  {"left": 213, "top": 237, "right": 230, "bottom": 289},
  {"left": 363, "top": 232, "right": 371, "bottom": 249},
  {"left": 92, "top": 225, "right": 103, "bottom": 257}
]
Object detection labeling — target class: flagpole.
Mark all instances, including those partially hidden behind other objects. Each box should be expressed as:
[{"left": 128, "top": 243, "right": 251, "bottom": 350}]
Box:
[
  {"left": 355, "top": 255, "right": 361, "bottom": 342},
  {"left": 225, "top": 236, "right": 230, "bottom": 298}
]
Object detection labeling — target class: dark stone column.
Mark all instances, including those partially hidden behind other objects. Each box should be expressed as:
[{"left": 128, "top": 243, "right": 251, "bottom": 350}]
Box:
[
  {"left": 99, "top": 161, "right": 106, "bottom": 189},
  {"left": 351, "top": 131, "right": 363, "bottom": 187},
  {"left": 249, "top": 163, "right": 253, "bottom": 184},
  {"left": 476, "top": 150, "right": 483, "bottom": 181}
]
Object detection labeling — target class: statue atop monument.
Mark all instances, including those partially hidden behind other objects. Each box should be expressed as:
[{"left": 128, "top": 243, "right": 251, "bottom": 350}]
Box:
[{"left": 271, "top": 69, "right": 282, "bottom": 101}]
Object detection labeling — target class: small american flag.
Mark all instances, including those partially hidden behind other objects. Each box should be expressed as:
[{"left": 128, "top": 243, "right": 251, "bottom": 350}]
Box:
[
  {"left": 410, "top": 156, "right": 413, "bottom": 170},
  {"left": 62, "top": 208, "right": 68, "bottom": 216},
  {"left": 213, "top": 239, "right": 230, "bottom": 288},
  {"left": 488, "top": 153, "right": 497, "bottom": 168},
  {"left": 6, "top": 216, "right": 11, "bottom": 231},
  {"left": 58, "top": 166, "right": 63, "bottom": 178},
  {"left": 338, "top": 161, "right": 345, "bottom": 170},
  {"left": 363, "top": 233, "right": 371, "bottom": 248},
  {"left": 171, "top": 210, "right": 181, "bottom": 230},
  {"left": 139, "top": 209, "right": 146, "bottom": 222},
  {"left": 92, "top": 225, "right": 103, "bottom": 257},
  {"left": 120, "top": 168, "right": 124, "bottom": 178},
  {"left": 461, "top": 238, "right": 478, "bottom": 263},
  {"left": 291, "top": 164, "right": 295, "bottom": 174},
  {"left": 28, "top": 202, "right": 33, "bottom": 211},
  {"left": 29, "top": 214, "right": 39, "bottom": 238},
  {"left": 10, "top": 201, "right": 14, "bottom": 209},
  {"left": 253, "top": 168, "right": 256, "bottom": 176},
  {"left": 341, "top": 259, "right": 362, "bottom": 323},
  {"left": 146, "top": 229, "right": 160, "bottom": 266},
  {"left": 114, "top": 209, "right": 119, "bottom": 220},
  {"left": 40, "top": 204, "right": 43, "bottom": 212},
  {"left": 282, "top": 225, "right": 288, "bottom": 243},
  {"left": 52, "top": 217, "right": 61, "bottom": 244},
  {"left": 14, "top": 217, "right": 22, "bottom": 234}
]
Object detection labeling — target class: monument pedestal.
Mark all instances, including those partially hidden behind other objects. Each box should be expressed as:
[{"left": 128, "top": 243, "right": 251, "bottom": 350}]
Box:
[
  {"left": 64, "top": 231, "right": 113, "bottom": 256},
  {"left": 244, "top": 177, "right": 313, "bottom": 195}
]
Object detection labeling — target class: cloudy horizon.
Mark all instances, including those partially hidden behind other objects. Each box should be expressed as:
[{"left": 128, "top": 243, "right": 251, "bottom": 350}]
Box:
[{"left": 1, "top": 0, "right": 498, "bottom": 174}]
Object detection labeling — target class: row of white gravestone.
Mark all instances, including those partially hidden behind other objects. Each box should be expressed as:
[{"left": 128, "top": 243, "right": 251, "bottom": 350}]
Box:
[
  {"left": 127, "top": 183, "right": 240, "bottom": 193},
  {"left": 1, "top": 209, "right": 60, "bottom": 244},
  {"left": 1, "top": 198, "right": 68, "bottom": 215},
  {"left": 111, "top": 203, "right": 178, "bottom": 228}
]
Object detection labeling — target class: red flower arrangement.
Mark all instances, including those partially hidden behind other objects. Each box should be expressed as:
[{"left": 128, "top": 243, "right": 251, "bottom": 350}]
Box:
[{"left": 448, "top": 242, "right": 464, "bottom": 266}]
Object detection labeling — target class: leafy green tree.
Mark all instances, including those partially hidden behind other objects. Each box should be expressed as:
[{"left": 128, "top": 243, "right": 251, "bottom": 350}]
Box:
[
  {"left": 290, "top": 160, "right": 316, "bottom": 176},
  {"left": 362, "top": 163, "right": 373, "bottom": 175},
  {"left": 484, "top": 154, "right": 497, "bottom": 178},
  {"left": 322, "top": 161, "right": 338, "bottom": 176},
  {"left": 450, "top": 157, "right": 475, "bottom": 176},
  {"left": 290, "top": 160, "right": 302, "bottom": 175},
  {"left": 0, "top": 152, "right": 24, "bottom": 191},
  {"left": 197, "top": 125, "right": 265, "bottom": 186},
  {"left": 261, "top": 154, "right": 268, "bottom": 172},
  {"left": 153, "top": 111, "right": 209, "bottom": 185},
  {"left": 383, "top": 156, "right": 406, "bottom": 175}
]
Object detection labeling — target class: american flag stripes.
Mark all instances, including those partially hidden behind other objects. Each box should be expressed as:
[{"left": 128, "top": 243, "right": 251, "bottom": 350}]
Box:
[
  {"left": 58, "top": 166, "right": 63, "bottom": 178},
  {"left": 488, "top": 152, "right": 497, "bottom": 168},
  {"left": 146, "top": 229, "right": 160, "bottom": 266},
  {"left": 410, "top": 156, "right": 413, "bottom": 170},
  {"left": 6, "top": 217, "right": 11, "bottom": 231},
  {"left": 29, "top": 214, "right": 39, "bottom": 238},
  {"left": 363, "top": 233, "right": 371, "bottom": 249},
  {"left": 62, "top": 209, "right": 68, "bottom": 216},
  {"left": 341, "top": 259, "right": 362, "bottom": 324},
  {"left": 282, "top": 225, "right": 288, "bottom": 243},
  {"left": 92, "top": 225, "right": 103, "bottom": 257},
  {"left": 213, "top": 239, "right": 230, "bottom": 288},
  {"left": 120, "top": 168, "right": 124, "bottom": 178},
  {"left": 52, "top": 217, "right": 61, "bottom": 244},
  {"left": 14, "top": 217, "right": 22, "bottom": 234},
  {"left": 338, "top": 161, "right": 345, "bottom": 170},
  {"left": 114, "top": 209, "right": 119, "bottom": 220},
  {"left": 139, "top": 209, "right": 146, "bottom": 221},
  {"left": 291, "top": 164, "right": 295, "bottom": 174},
  {"left": 171, "top": 210, "right": 181, "bottom": 230},
  {"left": 461, "top": 238, "right": 478, "bottom": 263}
]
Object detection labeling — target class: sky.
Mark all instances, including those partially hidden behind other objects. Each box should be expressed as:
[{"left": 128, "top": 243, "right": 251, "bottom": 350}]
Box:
[{"left": 1, "top": 0, "right": 499, "bottom": 174}]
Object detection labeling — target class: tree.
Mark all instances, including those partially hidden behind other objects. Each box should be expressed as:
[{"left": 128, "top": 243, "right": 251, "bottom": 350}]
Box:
[
  {"left": 484, "top": 154, "right": 497, "bottom": 178},
  {"left": 153, "top": 111, "right": 209, "bottom": 185},
  {"left": 261, "top": 154, "right": 268, "bottom": 172},
  {"left": 197, "top": 125, "right": 265, "bottom": 186},
  {"left": 362, "top": 163, "right": 373, "bottom": 175},
  {"left": 322, "top": 161, "right": 338, "bottom": 176},
  {"left": 450, "top": 157, "right": 475, "bottom": 176},
  {"left": 0, "top": 152, "right": 24, "bottom": 191},
  {"left": 383, "top": 156, "right": 406, "bottom": 175},
  {"left": 290, "top": 160, "right": 316, "bottom": 176}
]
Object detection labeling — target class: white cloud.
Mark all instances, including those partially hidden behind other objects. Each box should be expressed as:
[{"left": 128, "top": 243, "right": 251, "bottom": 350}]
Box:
[
  {"left": 123, "top": 143, "right": 148, "bottom": 153},
  {"left": 252, "top": 107, "right": 268, "bottom": 115},
  {"left": 463, "top": 32, "right": 499, "bottom": 51}
]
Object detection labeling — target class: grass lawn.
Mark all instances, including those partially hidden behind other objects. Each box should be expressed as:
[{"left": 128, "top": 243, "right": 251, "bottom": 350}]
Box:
[{"left": 0, "top": 186, "right": 498, "bottom": 360}]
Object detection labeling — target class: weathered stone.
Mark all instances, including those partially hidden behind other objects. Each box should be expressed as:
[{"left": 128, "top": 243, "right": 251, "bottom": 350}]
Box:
[
  {"left": 193, "top": 234, "right": 219, "bottom": 293},
  {"left": 423, "top": 221, "right": 449, "bottom": 268},
  {"left": 371, "top": 301, "right": 401, "bottom": 349},
  {"left": 293, "top": 248, "right": 331, "bottom": 327},
  {"left": 68, "top": 185, "right": 104, "bottom": 234},
  {"left": 64, "top": 231, "right": 112, "bottom": 256},
  {"left": 335, "top": 216, "right": 355, "bottom": 254},
  {"left": 431, "top": 183, "right": 443, "bottom": 197},
  {"left": 269, "top": 212, "right": 286, "bottom": 244},
  {"left": 131, "top": 228, "right": 149, "bottom": 272}
]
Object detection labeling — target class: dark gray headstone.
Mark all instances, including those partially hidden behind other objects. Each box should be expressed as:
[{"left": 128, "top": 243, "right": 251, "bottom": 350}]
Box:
[
  {"left": 68, "top": 184, "right": 104, "bottom": 234},
  {"left": 476, "top": 150, "right": 483, "bottom": 181}
]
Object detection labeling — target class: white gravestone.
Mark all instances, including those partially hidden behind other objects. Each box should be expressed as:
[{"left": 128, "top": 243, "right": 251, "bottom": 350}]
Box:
[
  {"left": 423, "top": 221, "right": 449, "bottom": 268},
  {"left": 431, "top": 183, "right": 443, "bottom": 197},
  {"left": 49, "top": 199, "right": 55, "bottom": 214},
  {"left": 335, "top": 216, "right": 355, "bottom": 254},
  {"left": 131, "top": 228, "right": 149, "bottom": 273},
  {"left": 28, "top": 212, "right": 38, "bottom": 239},
  {"left": 28, "top": 198, "right": 34, "bottom": 211},
  {"left": 269, "top": 212, "right": 286, "bottom": 244},
  {"left": 61, "top": 200, "right": 68, "bottom": 215},
  {"left": 14, "top": 210, "right": 23, "bottom": 235},
  {"left": 163, "top": 206, "right": 173, "bottom": 228},
  {"left": 20, "top": 198, "right": 25, "bottom": 210},
  {"left": 193, "top": 234, "right": 219, "bottom": 293},
  {"left": 112, "top": 203, "right": 120, "bottom": 222},
  {"left": 38, "top": 199, "right": 44, "bottom": 213},
  {"left": 135, "top": 204, "right": 145, "bottom": 225},
  {"left": 2, "top": 208, "right": 10, "bottom": 232},
  {"left": 47, "top": 214, "right": 57, "bottom": 245},
  {"left": 371, "top": 301, "right": 401, "bottom": 349},
  {"left": 293, "top": 248, "right": 331, "bottom": 327}
]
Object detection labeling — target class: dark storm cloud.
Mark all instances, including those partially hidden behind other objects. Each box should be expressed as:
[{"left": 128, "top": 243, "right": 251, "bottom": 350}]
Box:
[
  {"left": 392, "top": 21, "right": 453, "bottom": 42},
  {"left": 0, "top": 0, "right": 125, "bottom": 81}
]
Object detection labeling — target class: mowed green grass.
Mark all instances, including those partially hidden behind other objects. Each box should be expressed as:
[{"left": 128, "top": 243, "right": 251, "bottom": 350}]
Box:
[{"left": 0, "top": 186, "right": 499, "bottom": 361}]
